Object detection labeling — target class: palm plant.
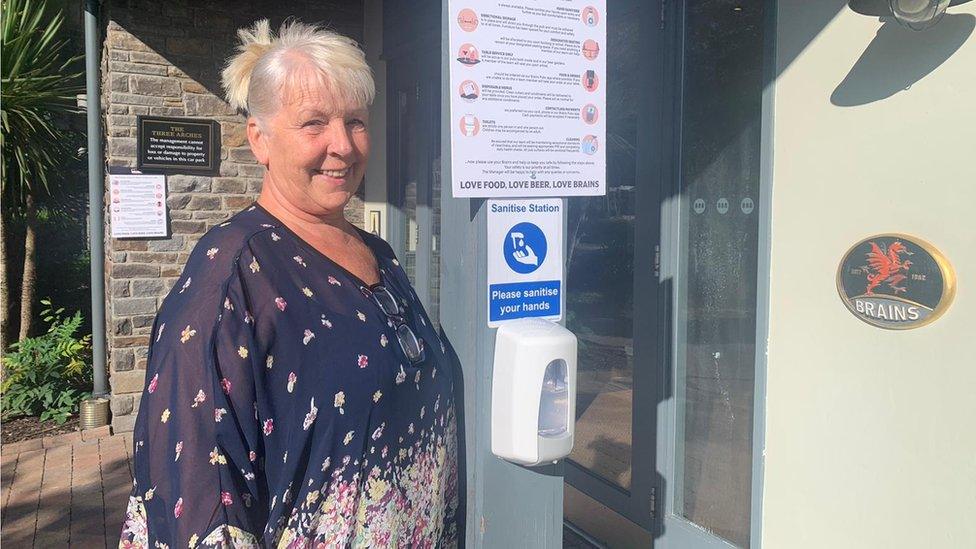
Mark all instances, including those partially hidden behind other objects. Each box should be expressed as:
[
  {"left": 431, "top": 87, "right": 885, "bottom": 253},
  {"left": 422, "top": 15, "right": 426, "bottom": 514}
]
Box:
[{"left": 1, "top": 0, "right": 85, "bottom": 355}]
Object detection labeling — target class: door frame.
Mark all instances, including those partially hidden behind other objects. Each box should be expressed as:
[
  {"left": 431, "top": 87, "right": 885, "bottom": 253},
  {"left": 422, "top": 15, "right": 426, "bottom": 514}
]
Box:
[
  {"left": 565, "top": 0, "right": 776, "bottom": 546},
  {"left": 384, "top": 4, "right": 440, "bottom": 312},
  {"left": 436, "top": 0, "right": 565, "bottom": 546},
  {"left": 429, "top": 0, "right": 775, "bottom": 545},
  {"left": 654, "top": 0, "right": 776, "bottom": 547},
  {"left": 562, "top": 0, "right": 676, "bottom": 537}
]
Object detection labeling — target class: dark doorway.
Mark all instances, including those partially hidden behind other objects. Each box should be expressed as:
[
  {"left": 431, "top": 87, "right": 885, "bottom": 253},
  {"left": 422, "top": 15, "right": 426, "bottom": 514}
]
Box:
[{"left": 384, "top": 1, "right": 442, "bottom": 327}]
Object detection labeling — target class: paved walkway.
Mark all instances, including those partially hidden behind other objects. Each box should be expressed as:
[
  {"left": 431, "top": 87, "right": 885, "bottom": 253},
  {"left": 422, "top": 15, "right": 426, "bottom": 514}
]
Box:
[
  {"left": 3, "top": 428, "right": 591, "bottom": 548},
  {"left": 1, "top": 426, "right": 132, "bottom": 548}
]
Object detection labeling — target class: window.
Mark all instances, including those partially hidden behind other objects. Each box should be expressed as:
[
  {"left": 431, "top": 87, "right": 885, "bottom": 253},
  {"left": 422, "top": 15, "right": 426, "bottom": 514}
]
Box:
[{"left": 672, "top": 2, "right": 766, "bottom": 546}]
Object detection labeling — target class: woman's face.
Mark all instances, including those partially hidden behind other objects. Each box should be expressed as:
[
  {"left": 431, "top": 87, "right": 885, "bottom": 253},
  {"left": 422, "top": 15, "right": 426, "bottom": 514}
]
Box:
[{"left": 248, "top": 73, "right": 370, "bottom": 219}]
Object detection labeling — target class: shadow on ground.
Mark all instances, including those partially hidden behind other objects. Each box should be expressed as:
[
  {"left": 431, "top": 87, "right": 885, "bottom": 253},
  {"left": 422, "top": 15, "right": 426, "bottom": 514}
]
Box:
[{"left": 1, "top": 435, "right": 133, "bottom": 548}]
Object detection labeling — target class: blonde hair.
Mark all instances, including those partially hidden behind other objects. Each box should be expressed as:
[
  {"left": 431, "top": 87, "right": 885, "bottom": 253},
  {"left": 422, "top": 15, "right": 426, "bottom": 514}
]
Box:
[{"left": 221, "top": 19, "right": 375, "bottom": 123}]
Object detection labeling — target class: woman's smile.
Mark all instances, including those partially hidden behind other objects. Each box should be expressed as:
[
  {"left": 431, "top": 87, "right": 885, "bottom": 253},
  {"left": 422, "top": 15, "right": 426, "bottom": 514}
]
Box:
[{"left": 313, "top": 166, "right": 352, "bottom": 181}]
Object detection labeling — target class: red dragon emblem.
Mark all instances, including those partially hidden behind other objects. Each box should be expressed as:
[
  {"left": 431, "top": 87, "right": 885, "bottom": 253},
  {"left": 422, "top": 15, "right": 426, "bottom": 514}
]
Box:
[{"left": 864, "top": 241, "right": 914, "bottom": 295}]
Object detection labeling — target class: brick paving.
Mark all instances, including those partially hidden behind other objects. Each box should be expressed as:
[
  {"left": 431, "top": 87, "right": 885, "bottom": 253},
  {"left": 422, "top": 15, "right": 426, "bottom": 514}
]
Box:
[
  {"left": 1, "top": 427, "right": 132, "bottom": 548},
  {"left": 3, "top": 427, "right": 594, "bottom": 548}
]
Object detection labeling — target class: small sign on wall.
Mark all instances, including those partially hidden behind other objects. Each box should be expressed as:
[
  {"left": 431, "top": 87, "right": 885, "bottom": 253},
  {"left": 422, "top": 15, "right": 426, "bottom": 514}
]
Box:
[
  {"left": 836, "top": 234, "right": 955, "bottom": 329},
  {"left": 137, "top": 116, "right": 220, "bottom": 175},
  {"left": 109, "top": 172, "right": 168, "bottom": 238}
]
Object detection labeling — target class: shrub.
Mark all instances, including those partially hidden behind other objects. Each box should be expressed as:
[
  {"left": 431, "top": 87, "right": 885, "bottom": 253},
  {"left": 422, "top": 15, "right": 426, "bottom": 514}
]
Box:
[{"left": 1, "top": 298, "right": 92, "bottom": 423}]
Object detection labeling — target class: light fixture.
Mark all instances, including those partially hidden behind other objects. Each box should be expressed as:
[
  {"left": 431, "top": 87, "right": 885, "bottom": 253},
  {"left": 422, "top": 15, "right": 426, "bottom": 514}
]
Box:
[{"left": 889, "top": 0, "right": 951, "bottom": 30}]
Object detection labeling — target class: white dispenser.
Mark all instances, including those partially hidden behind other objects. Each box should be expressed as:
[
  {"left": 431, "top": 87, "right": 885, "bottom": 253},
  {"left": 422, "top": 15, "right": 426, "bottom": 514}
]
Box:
[{"left": 491, "top": 318, "right": 577, "bottom": 466}]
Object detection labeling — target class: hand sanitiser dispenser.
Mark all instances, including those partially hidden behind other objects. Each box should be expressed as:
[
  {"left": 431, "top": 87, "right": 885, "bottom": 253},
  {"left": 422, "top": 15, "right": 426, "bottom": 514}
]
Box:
[{"left": 491, "top": 318, "right": 577, "bottom": 466}]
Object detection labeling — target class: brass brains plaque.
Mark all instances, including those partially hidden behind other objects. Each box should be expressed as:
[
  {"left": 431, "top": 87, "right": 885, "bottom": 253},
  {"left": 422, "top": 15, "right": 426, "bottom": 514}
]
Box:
[{"left": 837, "top": 234, "right": 955, "bottom": 329}]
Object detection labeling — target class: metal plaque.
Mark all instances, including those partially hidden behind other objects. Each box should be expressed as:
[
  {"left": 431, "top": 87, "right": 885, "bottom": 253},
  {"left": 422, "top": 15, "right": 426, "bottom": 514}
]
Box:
[
  {"left": 837, "top": 234, "right": 955, "bottom": 330},
  {"left": 137, "top": 116, "right": 220, "bottom": 174}
]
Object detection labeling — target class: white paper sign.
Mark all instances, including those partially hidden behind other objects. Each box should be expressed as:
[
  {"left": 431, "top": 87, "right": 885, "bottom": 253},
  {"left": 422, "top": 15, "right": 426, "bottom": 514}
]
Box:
[
  {"left": 487, "top": 199, "right": 564, "bottom": 326},
  {"left": 109, "top": 173, "right": 168, "bottom": 238},
  {"left": 449, "top": 1, "right": 607, "bottom": 198}
]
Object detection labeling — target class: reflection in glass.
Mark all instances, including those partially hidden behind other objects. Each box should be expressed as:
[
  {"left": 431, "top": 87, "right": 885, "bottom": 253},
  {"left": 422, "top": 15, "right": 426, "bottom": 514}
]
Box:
[
  {"left": 395, "top": 82, "right": 441, "bottom": 330},
  {"left": 673, "top": 2, "right": 765, "bottom": 547},
  {"left": 398, "top": 89, "right": 419, "bottom": 286},
  {"left": 429, "top": 146, "right": 441, "bottom": 328},
  {"left": 566, "top": 2, "right": 638, "bottom": 490}
]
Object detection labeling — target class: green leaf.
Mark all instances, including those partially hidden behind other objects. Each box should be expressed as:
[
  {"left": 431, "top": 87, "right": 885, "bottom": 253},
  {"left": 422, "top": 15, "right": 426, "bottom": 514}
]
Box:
[
  {"left": 1, "top": 297, "right": 92, "bottom": 422},
  {"left": 1, "top": 0, "right": 84, "bottom": 205}
]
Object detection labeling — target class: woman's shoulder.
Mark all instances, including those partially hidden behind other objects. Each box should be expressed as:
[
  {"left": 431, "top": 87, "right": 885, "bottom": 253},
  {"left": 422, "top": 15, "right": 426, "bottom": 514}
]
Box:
[
  {"left": 356, "top": 227, "right": 398, "bottom": 262},
  {"left": 156, "top": 205, "right": 280, "bottom": 324},
  {"left": 186, "top": 204, "right": 279, "bottom": 267},
  {"left": 167, "top": 205, "right": 280, "bottom": 301}
]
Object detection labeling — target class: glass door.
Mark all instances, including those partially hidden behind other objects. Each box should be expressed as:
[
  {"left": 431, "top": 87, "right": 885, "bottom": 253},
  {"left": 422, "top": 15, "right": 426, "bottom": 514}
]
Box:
[
  {"left": 565, "top": 1, "right": 768, "bottom": 547},
  {"left": 387, "top": 46, "right": 442, "bottom": 328},
  {"left": 563, "top": 0, "right": 664, "bottom": 545},
  {"left": 658, "top": 1, "right": 768, "bottom": 548}
]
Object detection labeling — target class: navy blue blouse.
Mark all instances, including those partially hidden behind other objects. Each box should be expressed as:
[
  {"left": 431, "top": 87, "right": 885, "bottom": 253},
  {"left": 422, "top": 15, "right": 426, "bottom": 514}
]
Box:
[{"left": 119, "top": 204, "right": 459, "bottom": 548}]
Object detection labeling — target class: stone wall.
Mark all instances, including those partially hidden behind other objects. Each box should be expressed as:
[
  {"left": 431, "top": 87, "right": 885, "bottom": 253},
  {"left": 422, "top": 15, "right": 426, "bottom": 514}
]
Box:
[{"left": 103, "top": 0, "right": 366, "bottom": 432}]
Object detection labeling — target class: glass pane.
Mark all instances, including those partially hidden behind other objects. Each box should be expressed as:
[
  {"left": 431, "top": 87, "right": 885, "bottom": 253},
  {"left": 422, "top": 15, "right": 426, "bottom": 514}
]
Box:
[
  {"left": 428, "top": 147, "right": 441, "bottom": 329},
  {"left": 566, "top": 0, "right": 639, "bottom": 491},
  {"left": 673, "top": 2, "right": 765, "bottom": 547},
  {"left": 397, "top": 88, "right": 419, "bottom": 285}
]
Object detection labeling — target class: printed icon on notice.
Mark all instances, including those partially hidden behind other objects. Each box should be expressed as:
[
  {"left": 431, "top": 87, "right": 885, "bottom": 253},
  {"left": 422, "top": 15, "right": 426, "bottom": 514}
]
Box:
[
  {"left": 459, "top": 80, "right": 480, "bottom": 101},
  {"left": 457, "top": 8, "right": 479, "bottom": 32},
  {"left": 693, "top": 198, "right": 706, "bottom": 214},
  {"left": 505, "top": 222, "right": 548, "bottom": 274},
  {"left": 459, "top": 114, "right": 480, "bottom": 136},
  {"left": 582, "top": 39, "right": 600, "bottom": 61},
  {"left": 581, "top": 104, "right": 599, "bottom": 125},
  {"left": 581, "top": 6, "right": 600, "bottom": 26},
  {"left": 457, "top": 44, "right": 480, "bottom": 66},
  {"left": 741, "top": 197, "right": 755, "bottom": 214},
  {"left": 717, "top": 198, "right": 730, "bottom": 214},
  {"left": 582, "top": 70, "right": 599, "bottom": 92},
  {"left": 511, "top": 232, "right": 538, "bottom": 266},
  {"left": 581, "top": 135, "right": 598, "bottom": 155}
]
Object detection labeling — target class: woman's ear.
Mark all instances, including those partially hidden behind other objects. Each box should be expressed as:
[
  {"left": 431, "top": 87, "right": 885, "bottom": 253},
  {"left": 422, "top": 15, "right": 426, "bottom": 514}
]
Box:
[{"left": 247, "top": 117, "right": 270, "bottom": 166}]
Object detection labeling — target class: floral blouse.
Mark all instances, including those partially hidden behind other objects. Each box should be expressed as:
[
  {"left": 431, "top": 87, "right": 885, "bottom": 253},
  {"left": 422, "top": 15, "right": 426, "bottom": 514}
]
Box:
[{"left": 119, "top": 204, "right": 459, "bottom": 548}]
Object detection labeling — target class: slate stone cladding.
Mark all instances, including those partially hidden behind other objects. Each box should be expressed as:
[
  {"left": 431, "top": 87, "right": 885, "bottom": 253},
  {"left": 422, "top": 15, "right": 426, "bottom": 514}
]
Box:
[{"left": 102, "top": 0, "right": 366, "bottom": 432}]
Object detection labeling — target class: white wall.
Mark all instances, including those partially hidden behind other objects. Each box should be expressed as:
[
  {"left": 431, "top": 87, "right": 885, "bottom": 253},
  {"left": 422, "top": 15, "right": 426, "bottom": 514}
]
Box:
[{"left": 764, "top": 3, "right": 976, "bottom": 547}]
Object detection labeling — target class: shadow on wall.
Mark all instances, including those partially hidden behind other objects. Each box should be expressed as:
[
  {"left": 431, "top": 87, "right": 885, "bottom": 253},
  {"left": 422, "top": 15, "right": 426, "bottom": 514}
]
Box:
[
  {"left": 104, "top": 2, "right": 364, "bottom": 107},
  {"left": 832, "top": 13, "right": 975, "bottom": 106}
]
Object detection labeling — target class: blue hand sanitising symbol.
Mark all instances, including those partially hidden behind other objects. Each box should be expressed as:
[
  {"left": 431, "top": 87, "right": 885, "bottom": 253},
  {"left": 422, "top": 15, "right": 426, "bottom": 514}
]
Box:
[{"left": 504, "top": 222, "right": 547, "bottom": 274}]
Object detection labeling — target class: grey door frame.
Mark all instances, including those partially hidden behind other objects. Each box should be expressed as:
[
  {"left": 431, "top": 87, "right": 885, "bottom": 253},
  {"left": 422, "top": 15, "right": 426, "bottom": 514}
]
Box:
[
  {"left": 655, "top": 0, "right": 776, "bottom": 548},
  {"left": 563, "top": 0, "right": 673, "bottom": 536},
  {"left": 433, "top": 0, "right": 776, "bottom": 545},
  {"left": 436, "top": 0, "right": 564, "bottom": 546},
  {"left": 385, "top": 47, "right": 438, "bottom": 310}
]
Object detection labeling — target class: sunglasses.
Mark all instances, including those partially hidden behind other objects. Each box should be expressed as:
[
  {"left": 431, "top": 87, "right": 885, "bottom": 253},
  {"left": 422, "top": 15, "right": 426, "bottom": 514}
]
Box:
[{"left": 364, "top": 285, "right": 426, "bottom": 365}]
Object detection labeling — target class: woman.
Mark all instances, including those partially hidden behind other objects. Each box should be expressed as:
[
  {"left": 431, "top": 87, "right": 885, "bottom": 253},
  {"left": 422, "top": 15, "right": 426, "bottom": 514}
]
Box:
[{"left": 119, "top": 20, "right": 459, "bottom": 548}]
